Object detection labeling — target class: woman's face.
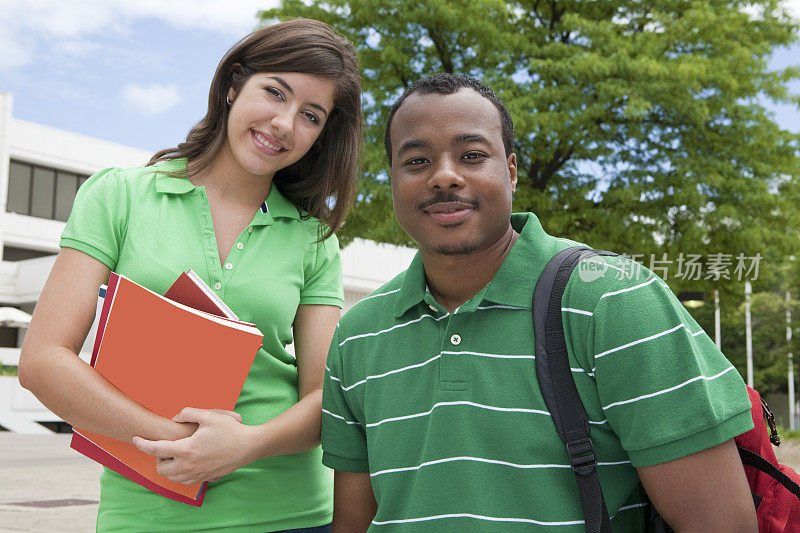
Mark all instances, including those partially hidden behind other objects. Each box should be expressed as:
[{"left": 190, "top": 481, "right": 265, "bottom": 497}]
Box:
[{"left": 223, "top": 72, "right": 336, "bottom": 181}]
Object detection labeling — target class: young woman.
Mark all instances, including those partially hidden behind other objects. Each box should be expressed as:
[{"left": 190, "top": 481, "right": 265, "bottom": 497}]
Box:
[{"left": 19, "top": 18, "right": 361, "bottom": 533}]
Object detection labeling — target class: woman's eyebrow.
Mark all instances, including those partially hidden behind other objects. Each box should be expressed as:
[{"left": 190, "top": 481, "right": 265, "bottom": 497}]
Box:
[
  {"left": 266, "top": 75, "right": 330, "bottom": 118},
  {"left": 268, "top": 75, "right": 294, "bottom": 94}
]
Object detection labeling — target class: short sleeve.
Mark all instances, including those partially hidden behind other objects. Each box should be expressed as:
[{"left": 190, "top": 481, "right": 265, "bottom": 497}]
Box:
[
  {"left": 60, "top": 167, "right": 128, "bottom": 269},
  {"left": 585, "top": 264, "right": 752, "bottom": 467},
  {"left": 321, "top": 327, "right": 369, "bottom": 472},
  {"left": 300, "top": 232, "right": 343, "bottom": 307}
]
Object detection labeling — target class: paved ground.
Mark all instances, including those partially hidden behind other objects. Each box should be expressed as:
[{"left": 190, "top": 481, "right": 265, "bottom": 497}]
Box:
[
  {"left": 0, "top": 433, "right": 100, "bottom": 532},
  {"left": 775, "top": 437, "right": 800, "bottom": 472},
  {"left": 0, "top": 432, "right": 799, "bottom": 532}
]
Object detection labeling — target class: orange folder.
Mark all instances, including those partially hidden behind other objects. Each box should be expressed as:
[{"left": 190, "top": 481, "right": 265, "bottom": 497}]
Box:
[{"left": 70, "top": 272, "right": 262, "bottom": 506}]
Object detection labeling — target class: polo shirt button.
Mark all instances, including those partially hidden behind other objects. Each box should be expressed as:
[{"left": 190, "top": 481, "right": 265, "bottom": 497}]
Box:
[
  {"left": 450, "top": 334, "right": 461, "bottom": 346},
  {"left": 236, "top": 242, "right": 244, "bottom": 250},
  {"left": 214, "top": 282, "right": 222, "bottom": 290},
  {"left": 225, "top": 262, "right": 233, "bottom": 270},
  {"left": 248, "top": 227, "right": 254, "bottom": 233}
]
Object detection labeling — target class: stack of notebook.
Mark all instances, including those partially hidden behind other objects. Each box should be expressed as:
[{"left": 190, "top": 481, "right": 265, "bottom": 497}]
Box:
[{"left": 70, "top": 271, "right": 262, "bottom": 506}]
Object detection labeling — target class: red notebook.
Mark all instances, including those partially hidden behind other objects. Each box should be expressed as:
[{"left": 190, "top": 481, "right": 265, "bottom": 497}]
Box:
[
  {"left": 164, "top": 270, "right": 238, "bottom": 320},
  {"left": 70, "top": 272, "right": 262, "bottom": 506}
]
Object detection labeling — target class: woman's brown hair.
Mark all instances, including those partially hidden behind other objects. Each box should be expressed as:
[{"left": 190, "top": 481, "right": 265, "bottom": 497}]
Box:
[{"left": 149, "top": 18, "right": 362, "bottom": 240}]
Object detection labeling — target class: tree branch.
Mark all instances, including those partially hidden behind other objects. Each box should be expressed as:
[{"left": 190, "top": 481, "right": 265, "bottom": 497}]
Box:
[{"left": 427, "top": 26, "right": 455, "bottom": 73}]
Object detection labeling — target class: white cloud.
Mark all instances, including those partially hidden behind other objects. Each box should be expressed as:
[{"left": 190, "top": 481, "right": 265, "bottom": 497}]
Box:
[
  {"left": 0, "top": 0, "right": 279, "bottom": 72},
  {"left": 122, "top": 83, "right": 181, "bottom": 116},
  {"left": 784, "top": 0, "right": 800, "bottom": 19},
  {"left": 58, "top": 39, "right": 104, "bottom": 58},
  {"left": 114, "top": 0, "right": 277, "bottom": 35},
  {"left": 742, "top": 0, "right": 800, "bottom": 20},
  {"left": 0, "top": 27, "right": 32, "bottom": 70}
]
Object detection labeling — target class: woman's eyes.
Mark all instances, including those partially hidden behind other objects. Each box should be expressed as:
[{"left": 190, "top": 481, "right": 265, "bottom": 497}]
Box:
[
  {"left": 301, "top": 111, "right": 321, "bottom": 125},
  {"left": 265, "top": 86, "right": 285, "bottom": 101},
  {"left": 264, "top": 87, "right": 320, "bottom": 125}
]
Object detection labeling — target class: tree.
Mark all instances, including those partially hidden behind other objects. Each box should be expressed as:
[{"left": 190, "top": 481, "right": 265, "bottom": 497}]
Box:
[
  {"left": 261, "top": 1, "right": 799, "bottom": 287},
  {"left": 687, "top": 256, "right": 800, "bottom": 394}
]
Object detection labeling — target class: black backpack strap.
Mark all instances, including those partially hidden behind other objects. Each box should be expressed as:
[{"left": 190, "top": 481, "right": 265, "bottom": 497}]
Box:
[
  {"left": 738, "top": 446, "right": 800, "bottom": 502},
  {"left": 533, "top": 246, "right": 615, "bottom": 533}
]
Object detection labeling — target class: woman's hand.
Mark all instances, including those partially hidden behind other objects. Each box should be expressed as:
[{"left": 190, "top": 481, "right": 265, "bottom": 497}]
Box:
[{"left": 132, "top": 408, "right": 254, "bottom": 485}]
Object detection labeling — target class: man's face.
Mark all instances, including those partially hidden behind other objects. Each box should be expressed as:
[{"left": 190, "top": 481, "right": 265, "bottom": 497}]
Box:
[{"left": 389, "top": 88, "right": 517, "bottom": 257}]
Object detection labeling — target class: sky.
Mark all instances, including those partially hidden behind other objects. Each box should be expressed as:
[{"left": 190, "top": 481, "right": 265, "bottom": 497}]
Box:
[{"left": 0, "top": 0, "right": 798, "bottom": 154}]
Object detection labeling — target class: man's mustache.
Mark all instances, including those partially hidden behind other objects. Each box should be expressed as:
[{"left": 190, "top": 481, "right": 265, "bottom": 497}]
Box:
[{"left": 417, "top": 193, "right": 479, "bottom": 211}]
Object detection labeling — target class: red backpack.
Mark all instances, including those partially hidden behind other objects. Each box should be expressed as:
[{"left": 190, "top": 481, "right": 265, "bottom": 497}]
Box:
[
  {"left": 735, "top": 386, "right": 800, "bottom": 532},
  {"left": 534, "top": 246, "right": 800, "bottom": 532}
]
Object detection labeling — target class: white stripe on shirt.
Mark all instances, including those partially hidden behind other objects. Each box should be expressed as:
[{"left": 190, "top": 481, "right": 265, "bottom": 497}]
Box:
[
  {"left": 370, "top": 455, "right": 631, "bottom": 477},
  {"left": 599, "top": 276, "right": 659, "bottom": 299},
  {"left": 602, "top": 366, "right": 738, "bottom": 410},
  {"left": 322, "top": 408, "right": 362, "bottom": 425}
]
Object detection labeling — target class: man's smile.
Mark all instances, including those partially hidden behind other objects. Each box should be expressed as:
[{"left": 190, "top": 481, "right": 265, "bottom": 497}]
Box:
[{"left": 422, "top": 201, "right": 477, "bottom": 225}]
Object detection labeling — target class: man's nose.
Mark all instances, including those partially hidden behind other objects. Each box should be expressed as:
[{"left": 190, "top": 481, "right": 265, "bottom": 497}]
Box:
[{"left": 427, "top": 159, "right": 465, "bottom": 190}]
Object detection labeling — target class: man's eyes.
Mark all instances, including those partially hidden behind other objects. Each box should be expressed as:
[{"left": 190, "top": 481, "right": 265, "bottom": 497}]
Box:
[{"left": 402, "top": 152, "right": 488, "bottom": 167}]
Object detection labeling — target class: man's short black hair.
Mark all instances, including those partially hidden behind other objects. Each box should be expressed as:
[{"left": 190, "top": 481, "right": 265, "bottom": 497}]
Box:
[{"left": 384, "top": 73, "right": 515, "bottom": 164}]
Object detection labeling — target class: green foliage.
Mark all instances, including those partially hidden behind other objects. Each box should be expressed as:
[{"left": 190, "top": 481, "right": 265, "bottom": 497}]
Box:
[
  {"left": 689, "top": 273, "right": 800, "bottom": 395},
  {"left": 261, "top": 0, "right": 800, "bottom": 275},
  {"left": 778, "top": 425, "right": 800, "bottom": 440},
  {"left": 0, "top": 364, "right": 18, "bottom": 377},
  {"left": 262, "top": 1, "right": 800, "bottom": 390}
]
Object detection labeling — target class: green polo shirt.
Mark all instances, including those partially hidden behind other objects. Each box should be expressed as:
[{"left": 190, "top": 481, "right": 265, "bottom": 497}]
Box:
[
  {"left": 322, "top": 212, "right": 752, "bottom": 532},
  {"left": 61, "top": 159, "right": 341, "bottom": 532}
]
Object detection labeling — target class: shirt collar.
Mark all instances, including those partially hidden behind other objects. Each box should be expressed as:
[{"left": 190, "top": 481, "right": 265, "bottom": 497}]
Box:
[
  {"left": 394, "top": 252, "right": 428, "bottom": 317},
  {"left": 393, "top": 213, "right": 557, "bottom": 317},
  {"left": 263, "top": 183, "right": 301, "bottom": 221},
  {"left": 482, "top": 212, "right": 554, "bottom": 308},
  {"left": 153, "top": 159, "right": 195, "bottom": 194},
  {"left": 154, "top": 159, "right": 301, "bottom": 224},
  {"left": 231, "top": 183, "right": 302, "bottom": 227}
]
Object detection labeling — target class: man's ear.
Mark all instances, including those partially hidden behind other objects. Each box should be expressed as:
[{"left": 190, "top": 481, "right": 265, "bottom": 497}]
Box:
[{"left": 507, "top": 153, "right": 518, "bottom": 193}]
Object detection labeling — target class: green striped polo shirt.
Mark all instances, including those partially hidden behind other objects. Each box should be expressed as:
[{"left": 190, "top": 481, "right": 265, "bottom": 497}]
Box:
[{"left": 322, "top": 213, "right": 752, "bottom": 532}]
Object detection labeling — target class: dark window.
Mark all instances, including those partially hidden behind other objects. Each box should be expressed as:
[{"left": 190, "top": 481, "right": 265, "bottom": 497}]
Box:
[
  {"left": 5, "top": 160, "right": 89, "bottom": 221},
  {"left": 30, "top": 167, "right": 56, "bottom": 219},
  {"left": 0, "top": 326, "right": 17, "bottom": 348},
  {"left": 1, "top": 246, "right": 56, "bottom": 262},
  {"left": 6, "top": 161, "right": 31, "bottom": 215},
  {"left": 54, "top": 171, "right": 79, "bottom": 221}
]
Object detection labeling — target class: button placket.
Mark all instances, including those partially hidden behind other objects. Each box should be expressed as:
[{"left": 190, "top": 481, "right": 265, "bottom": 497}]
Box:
[
  {"left": 439, "top": 314, "right": 468, "bottom": 390},
  {"left": 195, "top": 189, "right": 223, "bottom": 292},
  {"left": 221, "top": 222, "right": 253, "bottom": 285}
]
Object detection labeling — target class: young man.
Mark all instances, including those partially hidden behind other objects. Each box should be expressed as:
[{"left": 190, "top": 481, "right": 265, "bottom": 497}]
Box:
[{"left": 321, "top": 74, "right": 757, "bottom": 532}]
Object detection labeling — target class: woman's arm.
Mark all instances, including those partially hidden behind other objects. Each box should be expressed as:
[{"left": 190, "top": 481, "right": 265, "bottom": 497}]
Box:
[
  {"left": 133, "top": 304, "right": 340, "bottom": 484},
  {"left": 18, "top": 248, "right": 196, "bottom": 442}
]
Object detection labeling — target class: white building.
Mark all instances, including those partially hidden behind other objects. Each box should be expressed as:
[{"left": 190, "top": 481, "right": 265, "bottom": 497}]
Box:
[{"left": 0, "top": 91, "right": 415, "bottom": 433}]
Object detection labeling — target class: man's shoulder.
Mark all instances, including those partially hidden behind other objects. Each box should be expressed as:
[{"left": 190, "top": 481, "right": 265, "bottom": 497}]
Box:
[
  {"left": 338, "top": 270, "right": 409, "bottom": 333},
  {"left": 562, "top": 253, "right": 671, "bottom": 311}
]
